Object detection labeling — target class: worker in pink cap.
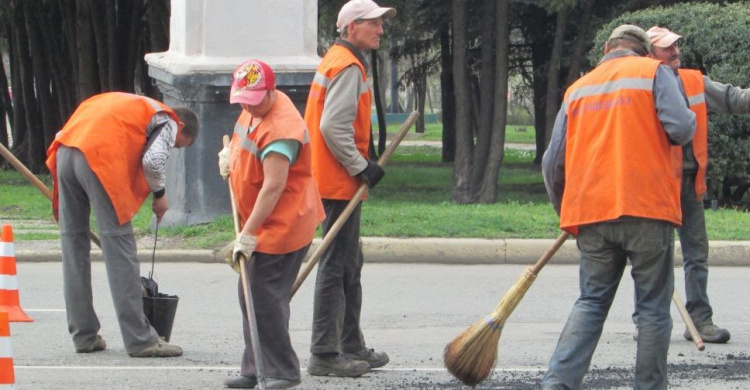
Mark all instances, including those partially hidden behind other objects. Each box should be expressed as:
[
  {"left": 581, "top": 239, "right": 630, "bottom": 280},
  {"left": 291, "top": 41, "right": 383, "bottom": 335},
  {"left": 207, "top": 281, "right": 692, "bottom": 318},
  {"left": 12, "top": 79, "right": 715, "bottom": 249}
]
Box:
[{"left": 219, "top": 59, "right": 324, "bottom": 389}]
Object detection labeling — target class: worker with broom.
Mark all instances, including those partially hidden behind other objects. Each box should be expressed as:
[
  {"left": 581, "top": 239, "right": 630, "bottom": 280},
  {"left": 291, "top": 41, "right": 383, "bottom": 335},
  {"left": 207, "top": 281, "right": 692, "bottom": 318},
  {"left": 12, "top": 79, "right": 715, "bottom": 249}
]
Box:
[
  {"left": 46, "top": 92, "right": 199, "bottom": 357},
  {"left": 630, "top": 26, "right": 750, "bottom": 345},
  {"left": 303, "top": 0, "right": 396, "bottom": 378},
  {"left": 218, "top": 59, "right": 325, "bottom": 389},
  {"left": 541, "top": 24, "right": 696, "bottom": 389}
]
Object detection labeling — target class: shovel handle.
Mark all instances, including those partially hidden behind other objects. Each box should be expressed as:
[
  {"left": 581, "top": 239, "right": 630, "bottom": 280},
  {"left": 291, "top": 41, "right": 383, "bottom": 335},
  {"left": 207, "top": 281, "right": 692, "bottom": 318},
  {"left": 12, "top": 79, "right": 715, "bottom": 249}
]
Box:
[{"left": 0, "top": 142, "right": 102, "bottom": 248}]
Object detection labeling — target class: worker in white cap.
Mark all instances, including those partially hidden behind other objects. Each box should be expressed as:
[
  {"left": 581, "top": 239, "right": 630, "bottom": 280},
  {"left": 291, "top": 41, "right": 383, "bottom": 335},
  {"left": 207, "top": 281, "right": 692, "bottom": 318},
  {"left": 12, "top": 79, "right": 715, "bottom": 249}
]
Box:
[
  {"left": 637, "top": 26, "right": 750, "bottom": 345},
  {"left": 303, "top": 0, "right": 396, "bottom": 379}
]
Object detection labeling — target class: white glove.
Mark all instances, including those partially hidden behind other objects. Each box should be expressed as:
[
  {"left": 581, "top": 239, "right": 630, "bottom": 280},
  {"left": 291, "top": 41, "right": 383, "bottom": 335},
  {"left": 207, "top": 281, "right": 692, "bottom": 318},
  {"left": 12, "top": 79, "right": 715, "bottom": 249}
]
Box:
[
  {"left": 218, "top": 146, "right": 230, "bottom": 180},
  {"left": 231, "top": 234, "right": 257, "bottom": 271}
]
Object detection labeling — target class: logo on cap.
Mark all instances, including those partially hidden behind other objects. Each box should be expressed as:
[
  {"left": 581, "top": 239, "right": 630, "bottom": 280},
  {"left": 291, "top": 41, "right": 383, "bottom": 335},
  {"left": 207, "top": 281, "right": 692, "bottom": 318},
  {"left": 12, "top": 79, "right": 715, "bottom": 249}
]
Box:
[{"left": 234, "top": 63, "right": 263, "bottom": 91}]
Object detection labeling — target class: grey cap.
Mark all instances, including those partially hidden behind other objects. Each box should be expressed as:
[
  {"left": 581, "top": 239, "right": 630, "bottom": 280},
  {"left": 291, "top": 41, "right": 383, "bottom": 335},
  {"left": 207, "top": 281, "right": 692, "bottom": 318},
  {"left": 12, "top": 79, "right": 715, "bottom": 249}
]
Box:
[{"left": 608, "top": 24, "right": 651, "bottom": 54}]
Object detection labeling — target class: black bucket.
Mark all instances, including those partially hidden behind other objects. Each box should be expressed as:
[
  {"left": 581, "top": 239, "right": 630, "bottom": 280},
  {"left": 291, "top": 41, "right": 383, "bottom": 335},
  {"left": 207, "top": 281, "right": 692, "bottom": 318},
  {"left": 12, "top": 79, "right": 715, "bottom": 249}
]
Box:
[{"left": 143, "top": 293, "right": 179, "bottom": 342}]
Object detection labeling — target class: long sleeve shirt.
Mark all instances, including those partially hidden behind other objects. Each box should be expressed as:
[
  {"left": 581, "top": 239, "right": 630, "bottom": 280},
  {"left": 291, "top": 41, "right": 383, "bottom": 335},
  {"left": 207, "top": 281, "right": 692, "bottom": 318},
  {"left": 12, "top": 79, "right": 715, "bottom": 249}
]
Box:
[
  {"left": 142, "top": 112, "right": 179, "bottom": 194},
  {"left": 542, "top": 50, "right": 696, "bottom": 214},
  {"left": 679, "top": 75, "right": 750, "bottom": 173}
]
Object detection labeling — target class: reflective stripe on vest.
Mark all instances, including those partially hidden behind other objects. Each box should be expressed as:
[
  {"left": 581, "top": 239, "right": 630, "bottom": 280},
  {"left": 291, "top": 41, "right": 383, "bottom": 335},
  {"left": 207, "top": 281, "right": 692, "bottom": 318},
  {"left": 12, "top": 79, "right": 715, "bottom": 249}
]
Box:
[
  {"left": 228, "top": 92, "right": 324, "bottom": 254},
  {"left": 560, "top": 56, "right": 682, "bottom": 234},
  {"left": 305, "top": 44, "right": 372, "bottom": 200},
  {"left": 678, "top": 69, "right": 709, "bottom": 198}
]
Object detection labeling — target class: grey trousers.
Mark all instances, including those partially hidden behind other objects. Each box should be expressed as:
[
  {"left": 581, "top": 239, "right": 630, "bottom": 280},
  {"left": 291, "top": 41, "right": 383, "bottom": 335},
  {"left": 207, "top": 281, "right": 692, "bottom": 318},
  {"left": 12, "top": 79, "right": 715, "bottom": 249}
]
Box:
[
  {"left": 239, "top": 246, "right": 308, "bottom": 380},
  {"left": 56, "top": 146, "right": 159, "bottom": 354},
  {"left": 677, "top": 172, "right": 714, "bottom": 326},
  {"left": 310, "top": 199, "right": 366, "bottom": 354}
]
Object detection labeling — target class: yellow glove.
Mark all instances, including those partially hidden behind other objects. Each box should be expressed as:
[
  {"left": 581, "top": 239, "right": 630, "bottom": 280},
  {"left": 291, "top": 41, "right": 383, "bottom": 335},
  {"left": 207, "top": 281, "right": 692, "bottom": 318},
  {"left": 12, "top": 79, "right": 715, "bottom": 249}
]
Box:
[{"left": 218, "top": 146, "right": 230, "bottom": 180}]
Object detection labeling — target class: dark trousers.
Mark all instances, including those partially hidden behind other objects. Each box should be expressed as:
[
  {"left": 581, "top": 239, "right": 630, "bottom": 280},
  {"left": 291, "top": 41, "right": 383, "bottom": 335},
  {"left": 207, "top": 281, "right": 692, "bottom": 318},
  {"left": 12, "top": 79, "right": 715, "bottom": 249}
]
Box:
[
  {"left": 239, "top": 245, "right": 309, "bottom": 380},
  {"left": 678, "top": 172, "right": 713, "bottom": 326},
  {"left": 310, "top": 199, "right": 366, "bottom": 354}
]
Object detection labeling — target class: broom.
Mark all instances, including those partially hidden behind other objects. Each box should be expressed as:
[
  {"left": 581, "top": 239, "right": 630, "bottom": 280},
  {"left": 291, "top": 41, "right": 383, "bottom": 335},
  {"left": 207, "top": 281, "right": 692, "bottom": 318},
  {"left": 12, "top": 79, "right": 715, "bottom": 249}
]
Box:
[{"left": 444, "top": 232, "right": 571, "bottom": 386}]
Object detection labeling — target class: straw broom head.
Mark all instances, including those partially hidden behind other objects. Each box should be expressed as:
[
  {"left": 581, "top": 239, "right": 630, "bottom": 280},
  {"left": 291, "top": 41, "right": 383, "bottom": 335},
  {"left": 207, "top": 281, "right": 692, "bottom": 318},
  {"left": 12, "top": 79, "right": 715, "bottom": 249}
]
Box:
[{"left": 444, "top": 268, "right": 537, "bottom": 386}]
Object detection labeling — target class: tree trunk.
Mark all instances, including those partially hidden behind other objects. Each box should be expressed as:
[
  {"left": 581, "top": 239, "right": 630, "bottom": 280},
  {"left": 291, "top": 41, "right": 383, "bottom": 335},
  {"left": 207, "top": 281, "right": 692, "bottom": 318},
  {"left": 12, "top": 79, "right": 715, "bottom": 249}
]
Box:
[
  {"left": 9, "top": 3, "right": 28, "bottom": 160},
  {"left": 76, "top": 0, "right": 100, "bottom": 101},
  {"left": 58, "top": 0, "right": 79, "bottom": 104},
  {"left": 371, "top": 50, "right": 387, "bottom": 157},
  {"left": 24, "top": 1, "right": 61, "bottom": 152},
  {"left": 440, "top": 27, "right": 455, "bottom": 163},
  {"left": 87, "top": 0, "right": 109, "bottom": 91},
  {"left": 543, "top": 8, "right": 567, "bottom": 148},
  {"left": 470, "top": 0, "right": 497, "bottom": 195},
  {"left": 415, "top": 71, "right": 427, "bottom": 134},
  {"left": 565, "top": 0, "right": 595, "bottom": 86},
  {"left": 451, "top": 0, "right": 474, "bottom": 204},
  {"left": 478, "top": 0, "right": 510, "bottom": 203}
]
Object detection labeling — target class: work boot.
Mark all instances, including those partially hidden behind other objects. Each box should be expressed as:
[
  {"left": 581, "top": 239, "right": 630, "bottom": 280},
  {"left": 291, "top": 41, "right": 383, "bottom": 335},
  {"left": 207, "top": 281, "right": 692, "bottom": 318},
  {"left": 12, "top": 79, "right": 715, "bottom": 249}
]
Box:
[
  {"left": 129, "top": 338, "right": 183, "bottom": 357},
  {"left": 76, "top": 334, "right": 106, "bottom": 353},
  {"left": 307, "top": 353, "right": 370, "bottom": 377},
  {"left": 344, "top": 347, "right": 390, "bottom": 368},
  {"left": 685, "top": 323, "right": 731, "bottom": 344},
  {"left": 223, "top": 375, "right": 257, "bottom": 388},
  {"left": 264, "top": 377, "right": 302, "bottom": 389}
]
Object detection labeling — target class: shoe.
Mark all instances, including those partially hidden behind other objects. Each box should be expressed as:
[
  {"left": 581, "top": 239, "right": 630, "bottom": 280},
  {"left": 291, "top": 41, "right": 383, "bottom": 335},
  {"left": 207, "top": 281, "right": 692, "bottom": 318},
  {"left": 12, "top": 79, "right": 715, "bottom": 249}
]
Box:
[
  {"left": 76, "top": 335, "right": 106, "bottom": 353},
  {"left": 265, "top": 377, "right": 302, "bottom": 389},
  {"left": 224, "top": 375, "right": 257, "bottom": 388},
  {"left": 307, "top": 353, "right": 370, "bottom": 377},
  {"left": 685, "top": 323, "right": 731, "bottom": 344},
  {"left": 129, "top": 338, "right": 183, "bottom": 357},
  {"left": 344, "top": 347, "right": 390, "bottom": 368}
]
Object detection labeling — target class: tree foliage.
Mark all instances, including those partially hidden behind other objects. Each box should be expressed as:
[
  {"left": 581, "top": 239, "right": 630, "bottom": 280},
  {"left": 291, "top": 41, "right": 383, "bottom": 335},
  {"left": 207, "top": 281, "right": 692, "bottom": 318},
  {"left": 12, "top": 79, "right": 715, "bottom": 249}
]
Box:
[
  {"left": 592, "top": 2, "right": 750, "bottom": 203},
  {"left": 0, "top": 0, "right": 170, "bottom": 173}
]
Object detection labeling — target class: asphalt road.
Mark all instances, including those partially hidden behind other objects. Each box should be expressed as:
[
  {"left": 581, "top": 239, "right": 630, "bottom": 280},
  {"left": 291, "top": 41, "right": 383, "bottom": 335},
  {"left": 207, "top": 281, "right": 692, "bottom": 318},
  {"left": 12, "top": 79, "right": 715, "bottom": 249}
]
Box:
[{"left": 12, "top": 262, "right": 750, "bottom": 389}]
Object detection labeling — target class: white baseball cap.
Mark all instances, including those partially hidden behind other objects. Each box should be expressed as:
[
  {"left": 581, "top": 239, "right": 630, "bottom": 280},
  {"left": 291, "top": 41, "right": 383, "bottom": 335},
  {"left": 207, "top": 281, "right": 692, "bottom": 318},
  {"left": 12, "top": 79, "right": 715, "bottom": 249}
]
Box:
[
  {"left": 336, "top": 0, "right": 396, "bottom": 30},
  {"left": 647, "top": 26, "right": 682, "bottom": 48}
]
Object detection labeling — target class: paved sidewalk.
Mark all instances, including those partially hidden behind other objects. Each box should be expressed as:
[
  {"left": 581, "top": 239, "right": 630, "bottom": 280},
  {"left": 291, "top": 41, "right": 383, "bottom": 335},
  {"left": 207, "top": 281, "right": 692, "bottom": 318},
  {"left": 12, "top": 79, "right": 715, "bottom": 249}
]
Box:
[{"left": 12, "top": 236, "right": 750, "bottom": 266}]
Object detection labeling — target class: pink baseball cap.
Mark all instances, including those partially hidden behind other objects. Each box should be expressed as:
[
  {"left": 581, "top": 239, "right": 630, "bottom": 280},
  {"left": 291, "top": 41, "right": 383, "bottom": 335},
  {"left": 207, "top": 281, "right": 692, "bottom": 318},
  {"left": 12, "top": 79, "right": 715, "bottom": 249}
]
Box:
[
  {"left": 647, "top": 26, "right": 682, "bottom": 48},
  {"left": 230, "top": 59, "right": 276, "bottom": 106},
  {"left": 336, "top": 0, "right": 396, "bottom": 30}
]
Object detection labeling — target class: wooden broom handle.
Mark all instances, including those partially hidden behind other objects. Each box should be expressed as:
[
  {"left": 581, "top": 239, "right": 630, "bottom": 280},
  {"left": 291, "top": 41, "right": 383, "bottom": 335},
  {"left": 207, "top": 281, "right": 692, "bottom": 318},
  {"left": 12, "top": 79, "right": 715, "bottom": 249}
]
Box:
[
  {"left": 290, "top": 111, "right": 420, "bottom": 298},
  {"left": 529, "top": 232, "right": 571, "bottom": 275}
]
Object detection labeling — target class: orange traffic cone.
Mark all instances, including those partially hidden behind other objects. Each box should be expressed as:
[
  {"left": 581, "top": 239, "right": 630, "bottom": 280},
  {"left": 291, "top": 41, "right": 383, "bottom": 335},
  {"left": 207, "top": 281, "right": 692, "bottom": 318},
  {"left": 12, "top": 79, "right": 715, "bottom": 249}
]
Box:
[
  {"left": 0, "top": 312, "right": 14, "bottom": 388},
  {"left": 0, "top": 225, "right": 33, "bottom": 322}
]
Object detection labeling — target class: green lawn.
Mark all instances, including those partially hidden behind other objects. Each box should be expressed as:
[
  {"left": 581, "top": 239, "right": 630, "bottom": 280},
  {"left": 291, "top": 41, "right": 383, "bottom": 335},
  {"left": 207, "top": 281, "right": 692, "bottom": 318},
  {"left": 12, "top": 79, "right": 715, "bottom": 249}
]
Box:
[
  {"left": 1, "top": 146, "right": 748, "bottom": 249},
  {"left": 386, "top": 122, "right": 537, "bottom": 144}
]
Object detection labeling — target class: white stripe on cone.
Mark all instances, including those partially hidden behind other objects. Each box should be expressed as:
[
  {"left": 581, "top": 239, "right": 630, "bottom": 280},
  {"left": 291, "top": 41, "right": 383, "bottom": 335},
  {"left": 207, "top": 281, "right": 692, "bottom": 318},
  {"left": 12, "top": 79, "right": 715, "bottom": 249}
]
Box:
[
  {"left": 0, "top": 243, "right": 13, "bottom": 257},
  {"left": 0, "top": 339, "right": 12, "bottom": 359},
  {"left": 0, "top": 275, "right": 18, "bottom": 291}
]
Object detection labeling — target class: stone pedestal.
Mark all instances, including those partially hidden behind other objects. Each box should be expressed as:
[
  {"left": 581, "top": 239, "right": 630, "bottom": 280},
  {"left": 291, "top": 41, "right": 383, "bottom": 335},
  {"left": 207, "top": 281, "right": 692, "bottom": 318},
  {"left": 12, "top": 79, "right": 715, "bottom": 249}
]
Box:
[{"left": 145, "top": 0, "right": 320, "bottom": 227}]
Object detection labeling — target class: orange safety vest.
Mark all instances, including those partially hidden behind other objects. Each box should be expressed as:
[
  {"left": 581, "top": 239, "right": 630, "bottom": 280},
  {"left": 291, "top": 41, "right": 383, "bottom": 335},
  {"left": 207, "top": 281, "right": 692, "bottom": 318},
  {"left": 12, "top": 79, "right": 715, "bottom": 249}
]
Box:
[
  {"left": 46, "top": 92, "right": 180, "bottom": 225},
  {"left": 677, "top": 69, "right": 708, "bottom": 198},
  {"left": 305, "top": 43, "right": 372, "bottom": 200},
  {"left": 228, "top": 92, "right": 325, "bottom": 255},
  {"left": 560, "top": 56, "right": 682, "bottom": 235}
]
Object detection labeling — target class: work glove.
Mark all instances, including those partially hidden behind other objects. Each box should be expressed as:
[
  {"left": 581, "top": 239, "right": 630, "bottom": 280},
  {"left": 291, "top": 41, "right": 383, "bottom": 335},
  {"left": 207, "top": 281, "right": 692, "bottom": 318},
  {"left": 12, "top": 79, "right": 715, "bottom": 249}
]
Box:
[
  {"left": 357, "top": 160, "right": 385, "bottom": 188},
  {"left": 218, "top": 146, "right": 230, "bottom": 180},
  {"left": 230, "top": 234, "right": 257, "bottom": 273}
]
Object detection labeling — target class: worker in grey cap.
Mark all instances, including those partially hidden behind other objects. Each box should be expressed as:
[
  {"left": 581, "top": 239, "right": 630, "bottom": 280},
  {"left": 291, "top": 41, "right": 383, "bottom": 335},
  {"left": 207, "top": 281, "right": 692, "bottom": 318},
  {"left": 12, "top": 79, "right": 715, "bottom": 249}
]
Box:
[
  {"left": 541, "top": 24, "right": 695, "bottom": 390},
  {"left": 636, "top": 26, "right": 750, "bottom": 345}
]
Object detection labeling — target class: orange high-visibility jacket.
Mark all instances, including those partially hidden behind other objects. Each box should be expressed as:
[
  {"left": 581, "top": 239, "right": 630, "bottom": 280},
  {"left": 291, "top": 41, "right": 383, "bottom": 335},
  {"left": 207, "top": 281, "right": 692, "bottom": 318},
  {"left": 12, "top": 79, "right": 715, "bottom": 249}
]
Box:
[
  {"left": 677, "top": 69, "right": 708, "bottom": 198},
  {"left": 46, "top": 92, "right": 179, "bottom": 225},
  {"left": 305, "top": 44, "right": 371, "bottom": 200},
  {"left": 228, "top": 92, "right": 325, "bottom": 255},
  {"left": 560, "top": 56, "right": 682, "bottom": 234}
]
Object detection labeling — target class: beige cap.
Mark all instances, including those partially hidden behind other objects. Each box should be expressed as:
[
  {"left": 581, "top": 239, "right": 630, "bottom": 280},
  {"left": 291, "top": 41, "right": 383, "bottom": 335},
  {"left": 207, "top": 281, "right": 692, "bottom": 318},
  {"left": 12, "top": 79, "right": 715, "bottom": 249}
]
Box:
[
  {"left": 608, "top": 24, "right": 651, "bottom": 54},
  {"left": 647, "top": 26, "right": 682, "bottom": 48},
  {"left": 336, "top": 0, "right": 396, "bottom": 30}
]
